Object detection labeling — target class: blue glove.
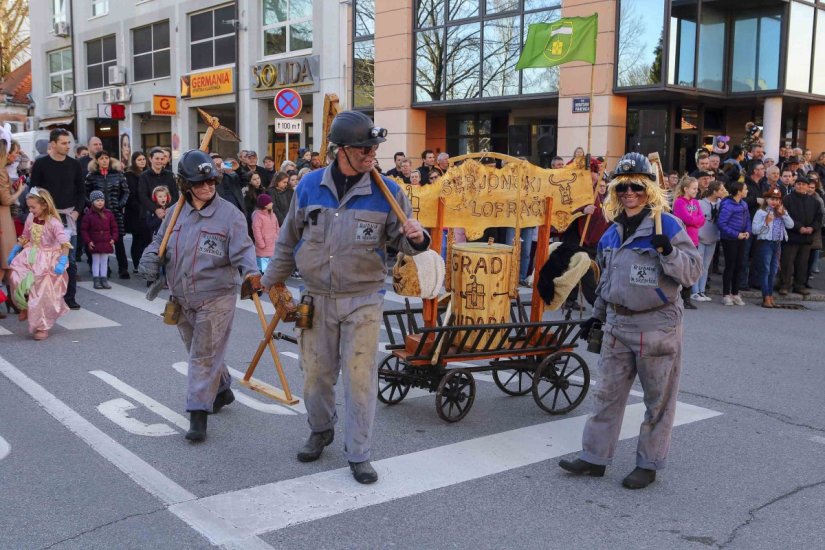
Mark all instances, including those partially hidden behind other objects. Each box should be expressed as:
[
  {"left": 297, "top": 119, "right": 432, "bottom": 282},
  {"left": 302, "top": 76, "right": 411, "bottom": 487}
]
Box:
[
  {"left": 54, "top": 255, "right": 69, "bottom": 275},
  {"left": 7, "top": 244, "right": 22, "bottom": 265}
]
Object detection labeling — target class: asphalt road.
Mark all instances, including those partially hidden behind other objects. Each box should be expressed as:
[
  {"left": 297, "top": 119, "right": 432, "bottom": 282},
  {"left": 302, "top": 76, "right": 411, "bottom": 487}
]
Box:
[{"left": 1, "top": 261, "right": 824, "bottom": 549}]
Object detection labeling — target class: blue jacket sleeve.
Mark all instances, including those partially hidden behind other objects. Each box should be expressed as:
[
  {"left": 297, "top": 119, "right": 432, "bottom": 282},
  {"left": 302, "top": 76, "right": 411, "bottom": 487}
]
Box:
[{"left": 716, "top": 202, "right": 738, "bottom": 240}]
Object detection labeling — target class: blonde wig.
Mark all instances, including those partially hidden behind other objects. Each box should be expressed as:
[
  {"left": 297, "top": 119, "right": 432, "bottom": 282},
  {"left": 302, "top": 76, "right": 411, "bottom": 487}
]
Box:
[{"left": 602, "top": 174, "right": 670, "bottom": 222}]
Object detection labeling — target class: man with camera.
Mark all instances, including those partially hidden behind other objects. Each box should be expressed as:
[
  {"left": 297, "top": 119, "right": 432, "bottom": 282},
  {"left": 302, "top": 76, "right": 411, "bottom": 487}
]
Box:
[
  {"left": 559, "top": 153, "right": 701, "bottom": 490},
  {"left": 261, "top": 111, "right": 429, "bottom": 484}
]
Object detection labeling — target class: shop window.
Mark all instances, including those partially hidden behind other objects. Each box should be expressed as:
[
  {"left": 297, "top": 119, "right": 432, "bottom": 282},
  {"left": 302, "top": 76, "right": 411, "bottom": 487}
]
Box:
[
  {"left": 86, "top": 35, "right": 116, "bottom": 90},
  {"left": 133, "top": 21, "right": 170, "bottom": 82},
  {"left": 415, "top": 30, "right": 442, "bottom": 102},
  {"left": 697, "top": 5, "right": 725, "bottom": 91},
  {"left": 142, "top": 133, "right": 172, "bottom": 150},
  {"left": 446, "top": 112, "right": 507, "bottom": 155},
  {"left": 190, "top": 5, "right": 236, "bottom": 71},
  {"left": 48, "top": 48, "right": 73, "bottom": 94},
  {"left": 812, "top": 9, "right": 825, "bottom": 95},
  {"left": 667, "top": 0, "right": 697, "bottom": 87},
  {"left": 263, "top": 0, "right": 312, "bottom": 57},
  {"left": 353, "top": 0, "right": 374, "bottom": 109},
  {"left": 91, "top": 0, "right": 108, "bottom": 17},
  {"left": 617, "top": 0, "right": 664, "bottom": 87},
  {"left": 487, "top": 0, "right": 518, "bottom": 16},
  {"left": 786, "top": 2, "right": 814, "bottom": 93},
  {"left": 731, "top": 10, "right": 781, "bottom": 92}
]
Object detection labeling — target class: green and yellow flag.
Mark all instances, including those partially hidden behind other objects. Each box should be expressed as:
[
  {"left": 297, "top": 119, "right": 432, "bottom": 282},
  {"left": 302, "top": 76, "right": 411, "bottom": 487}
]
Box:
[{"left": 516, "top": 14, "right": 598, "bottom": 70}]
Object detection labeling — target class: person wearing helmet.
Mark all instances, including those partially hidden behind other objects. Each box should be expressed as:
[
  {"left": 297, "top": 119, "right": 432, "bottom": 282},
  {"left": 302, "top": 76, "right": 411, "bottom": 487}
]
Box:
[
  {"left": 262, "top": 111, "right": 429, "bottom": 484},
  {"left": 139, "top": 149, "right": 261, "bottom": 442},
  {"left": 559, "top": 152, "right": 701, "bottom": 489}
]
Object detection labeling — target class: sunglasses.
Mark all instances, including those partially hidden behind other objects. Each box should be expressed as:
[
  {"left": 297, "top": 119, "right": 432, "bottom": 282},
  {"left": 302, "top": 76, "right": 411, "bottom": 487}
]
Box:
[
  {"left": 614, "top": 183, "right": 646, "bottom": 194},
  {"left": 347, "top": 144, "right": 379, "bottom": 155},
  {"left": 191, "top": 180, "right": 217, "bottom": 188}
]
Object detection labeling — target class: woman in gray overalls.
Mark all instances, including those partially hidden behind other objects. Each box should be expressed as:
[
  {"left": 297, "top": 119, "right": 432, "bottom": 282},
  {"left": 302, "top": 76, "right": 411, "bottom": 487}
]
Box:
[{"left": 559, "top": 152, "right": 702, "bottom": 489}]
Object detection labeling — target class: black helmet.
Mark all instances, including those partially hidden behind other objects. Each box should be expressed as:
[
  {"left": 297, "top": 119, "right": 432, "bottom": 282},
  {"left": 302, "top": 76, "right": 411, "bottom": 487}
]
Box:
[
  {"left": 328, "top": 111, "right": 388, "bottom": 148},
  {"left": 610, "top": 152, "right": 656, "bottom": 181},
  {"left": 178, "top": 149, "right": 217, "bottom": 183}
]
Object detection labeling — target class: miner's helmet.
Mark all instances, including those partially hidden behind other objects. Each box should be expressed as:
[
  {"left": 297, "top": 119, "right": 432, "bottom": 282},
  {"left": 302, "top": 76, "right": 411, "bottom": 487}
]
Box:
[
  {"left": 178, "top": 149, "right": 218, "bottom": 184},
  {"left": 610, "top": 152, "right": 656, "bottom": 181},
  {"left": 328, "top": 111, "right": 388, "bottom": 148}
]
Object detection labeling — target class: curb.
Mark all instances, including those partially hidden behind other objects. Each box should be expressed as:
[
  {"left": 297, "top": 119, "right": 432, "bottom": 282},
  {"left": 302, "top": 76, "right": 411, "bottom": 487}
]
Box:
[{"left": 705, "top": 289, "right": 825, "bottom": 302}]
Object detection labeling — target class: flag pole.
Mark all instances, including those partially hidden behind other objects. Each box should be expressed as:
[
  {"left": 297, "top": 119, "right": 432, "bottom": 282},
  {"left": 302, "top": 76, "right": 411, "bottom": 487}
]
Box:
[{"left": 586, "top": 61, "right": 595, "bottom": 159}]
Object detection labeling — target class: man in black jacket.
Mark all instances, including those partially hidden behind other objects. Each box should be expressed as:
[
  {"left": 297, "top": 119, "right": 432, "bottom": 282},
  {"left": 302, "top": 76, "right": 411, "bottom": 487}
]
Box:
[
  {"left": 210, "top": 153, "right": 245, "bottom": 214},
  {"left": 29, "top": 129, "right": 85, "bottom": 310},
  {"left": 740, "top": 160, "right": 765, "bottom": 288},
  {"left": 780, "top": 179, "right": 823, "bottom": 295}
]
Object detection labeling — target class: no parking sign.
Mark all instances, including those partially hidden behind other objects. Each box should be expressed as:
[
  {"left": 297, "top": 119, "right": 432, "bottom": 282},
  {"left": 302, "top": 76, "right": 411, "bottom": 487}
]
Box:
[{"left": 274, "top": 88, "right": 302, "bottom": 118}]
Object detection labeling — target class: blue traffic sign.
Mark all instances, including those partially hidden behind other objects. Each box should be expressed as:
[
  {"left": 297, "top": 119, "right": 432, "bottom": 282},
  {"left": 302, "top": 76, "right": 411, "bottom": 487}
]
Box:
[{"left": 274, "top": 88, "right": 303, "bottom": 119}]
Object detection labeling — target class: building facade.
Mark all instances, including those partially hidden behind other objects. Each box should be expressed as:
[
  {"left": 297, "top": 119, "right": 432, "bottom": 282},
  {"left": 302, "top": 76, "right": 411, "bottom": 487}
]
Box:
[
  {"left": 353, "top": 0, "right": 825, "bottom": 173},
  {"left": 30, "top": 0, "right": 347, "bottom": 166}
]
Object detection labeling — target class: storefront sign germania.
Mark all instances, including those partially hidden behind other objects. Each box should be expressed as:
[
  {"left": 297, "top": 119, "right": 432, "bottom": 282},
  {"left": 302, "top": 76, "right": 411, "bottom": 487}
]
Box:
[{"left": 251, "top": 55, "right": 320, "bottom": 95}]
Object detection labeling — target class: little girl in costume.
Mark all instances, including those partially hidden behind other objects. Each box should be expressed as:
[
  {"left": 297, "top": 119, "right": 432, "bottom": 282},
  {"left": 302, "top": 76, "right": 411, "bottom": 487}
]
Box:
[{"left": 7, "top": 188, "right": 72, "bottom": 340}]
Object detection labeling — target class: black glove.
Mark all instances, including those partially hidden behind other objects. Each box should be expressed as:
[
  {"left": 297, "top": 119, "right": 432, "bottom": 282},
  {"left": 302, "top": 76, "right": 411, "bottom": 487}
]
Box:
[
  {"left": 650, "top": 234, "right": 673, "bottom": 256},
  {"left": 579, "top": 317, "right": 602, "bottom": 342}
]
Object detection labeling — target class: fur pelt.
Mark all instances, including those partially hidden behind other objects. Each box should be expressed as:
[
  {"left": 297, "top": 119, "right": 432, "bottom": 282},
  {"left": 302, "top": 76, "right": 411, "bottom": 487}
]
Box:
[
  {"left": 536, "top": 241, "right": 592, "bottom": 310},
  {"left": 392, "top": 250, "right": 445, "bottom": 299}
]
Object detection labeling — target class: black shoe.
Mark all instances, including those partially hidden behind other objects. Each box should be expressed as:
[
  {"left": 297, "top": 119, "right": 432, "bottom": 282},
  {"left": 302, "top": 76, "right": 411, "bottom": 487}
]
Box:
[
  {"left": 185, "top": 411, "right": 208, "bottom": 442},
  {"left": 558, "top": 458, "right": 606, "bottom": 477},
  {"left": 793, "top": 287, "right": 811, "bottom": 296},
  {"left": 296, "top": 429, "right": 334, "bottom": 462},
  {"left": 119, "top": 271, "right": 131, "bottom": 280},
  {"left": 349, "top": 460, "right": 378, "bottom": 484},
  {"left": 101, "top": 277, "right": 112, "bottom": 289},
  {"left": 622, "top": 467, "right": 656, "bottom": 489},
  {"left": 212, "top": 388, "right": 235, "bottom": 413},
  {"left": 65, "top": 298, "right": 81, "bottom": 310},
  {"left": 93, "top": 277, "right": 103, "bottom": 290},
  {"left": 684, "top": 301, "right": 697, "bottom": 310}
]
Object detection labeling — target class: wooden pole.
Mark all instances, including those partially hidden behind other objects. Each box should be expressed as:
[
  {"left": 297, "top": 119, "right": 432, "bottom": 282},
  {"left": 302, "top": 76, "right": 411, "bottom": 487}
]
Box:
[
  {"left": 250, "top": 292, "right": 294, "bottom": 402},
  {"left": 370, "top": 168, "right": 407, "bottom": 223}
]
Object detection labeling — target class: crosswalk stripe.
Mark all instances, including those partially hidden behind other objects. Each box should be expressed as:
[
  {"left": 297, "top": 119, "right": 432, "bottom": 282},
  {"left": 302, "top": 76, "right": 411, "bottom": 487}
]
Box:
[
  {"left": 0, "top": 326, "right": 11, "bottom": 336},
  {"left": 57, "top": 308, "right": 121, "bottom": 330},
  {"left": 184, "top": 401, "right": 721, "bottom": 535}
]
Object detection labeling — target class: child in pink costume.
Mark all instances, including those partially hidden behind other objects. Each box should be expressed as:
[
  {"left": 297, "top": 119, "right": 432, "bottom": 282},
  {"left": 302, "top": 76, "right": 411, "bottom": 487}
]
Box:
[{"left": 7, "top": 188, "right": 71, "bottom": 340}]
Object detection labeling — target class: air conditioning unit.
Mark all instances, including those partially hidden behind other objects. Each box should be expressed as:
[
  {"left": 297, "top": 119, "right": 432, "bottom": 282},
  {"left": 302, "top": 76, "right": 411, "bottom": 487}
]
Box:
[
  {"left": 57, "top": 93, "right": 74, "bottom": 111},
  {"left": 54, "top": 21, "right": 70, "bottom": 37},
  {"left": 101, "top": 86, "right": 131, "bottom": 103},
  {"left": 108, "top": 65, "right": 127, "bottom": 86}
]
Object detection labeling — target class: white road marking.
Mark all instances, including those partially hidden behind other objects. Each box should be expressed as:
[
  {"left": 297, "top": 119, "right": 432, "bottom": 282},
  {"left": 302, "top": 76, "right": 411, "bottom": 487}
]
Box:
[
  {"left": 0, "top": 353, "right": 275, "bottom": 549},
  {"left": 56, "top": 308, "right": 121, "bottom": 330},
  {"left": 90, "top": 370, "right": 190, "bottom": 430},
  {"left": 0, "top": 326, "right": 12, "bottom": 336},
  {"left": 78, "top": 281, "right": 166, "bottom": 316},
  {"left": 810, "top": 435, "right": 825, "bottom": 445},
  {"left": 185, "top": 401, "right": 722, "bottom": 536},
  {"left": 0, "top": 435, "right": 9, "bottom": 461},
  {"left": 97, "top": 398, "right": 178, "bottom": 436},
  {"left": 171, "top": 362, "right": 300, "bottom": 416}
]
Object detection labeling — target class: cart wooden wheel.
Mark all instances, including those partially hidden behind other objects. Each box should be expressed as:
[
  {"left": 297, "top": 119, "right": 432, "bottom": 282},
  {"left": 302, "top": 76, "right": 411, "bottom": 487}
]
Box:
[
  {"left": 531, "top": 351, "right": 590, "bottom": 415},
  {"left": 435, "top": 369, "right": 476, "bottom": 422},
  {"left": 377, "top": 355, "right": 412, "bottom": 405},
  {"left": 492, "top": 363, "right": 535, "bottom": 396}
]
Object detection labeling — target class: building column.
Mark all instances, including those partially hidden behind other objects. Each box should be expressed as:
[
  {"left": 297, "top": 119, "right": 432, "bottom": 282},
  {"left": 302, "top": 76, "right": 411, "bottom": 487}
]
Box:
[
  {"left": 806, "top": 104, "right": 825, "bottom": 157},
  {"left": 762, "top": 97, "right": 783, "bottom": 160},
  {"left": 558, "top": 1, "right": 625, "bottom": 169},
  {"left": 373, "top": 0, "right": 426, "bottom": 168}
]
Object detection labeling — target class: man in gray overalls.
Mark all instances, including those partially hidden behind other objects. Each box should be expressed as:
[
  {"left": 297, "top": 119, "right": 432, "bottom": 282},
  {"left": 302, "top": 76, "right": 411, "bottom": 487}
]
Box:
[
  {"left": 262, "top": 111, "right": 429, "bottom": 483},
  {"left": 140, "top": 150, "right": 261, "bottom": 442},
  {"left": 559, "top": 153, "right": 702, "bottom": 489}
]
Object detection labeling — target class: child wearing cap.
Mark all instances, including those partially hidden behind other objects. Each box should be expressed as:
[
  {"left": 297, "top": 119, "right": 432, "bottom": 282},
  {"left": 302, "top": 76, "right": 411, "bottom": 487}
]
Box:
[
  {"left": 251, "top": 193, "right": 279, "bottom": 271},
  {"left": 80, "top": 190, "right": 118, "bottom": 290},
  {"left": 753, "top": 187, "right": 794, "bottom": 308}
]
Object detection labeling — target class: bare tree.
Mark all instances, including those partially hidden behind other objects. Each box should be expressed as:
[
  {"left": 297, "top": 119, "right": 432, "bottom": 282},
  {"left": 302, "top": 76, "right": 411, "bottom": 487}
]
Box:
[
  {"left": 0, "top": 0, "right": 30, "bottom": 77},
  {"left": 616, "top": 0, "right": 650, "bottom": 87}
]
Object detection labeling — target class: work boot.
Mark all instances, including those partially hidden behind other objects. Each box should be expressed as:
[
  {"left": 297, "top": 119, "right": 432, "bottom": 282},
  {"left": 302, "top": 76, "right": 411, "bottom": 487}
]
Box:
[
  {"left": 101, "top": 277, "right": 112, "bottom": 289},
  {"left": 212, "top": 388, "right": 235, "bottom": 413},
  {"left": 93, "top": 277, "right": 103, "bottom": 289},
  {"left": 296, "top": 429, "right": 334, "bottom": 462},
  {"left": 185, "top": 411, "right": 208, "bottom": 442},
  {"left": 622, "top": 467, "right": 656, "bottom": 489},
  {"left": 558, "top": 458, "right": 606, "bottom": 477},
  {"left": 349, "top": 460, "right": 378, "bottom": 484}
]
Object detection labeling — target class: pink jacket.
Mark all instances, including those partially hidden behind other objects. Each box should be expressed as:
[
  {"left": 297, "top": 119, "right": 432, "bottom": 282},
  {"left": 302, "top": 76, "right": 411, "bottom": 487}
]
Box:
[
  {"left": 672, "top": 196, "right": 705, "bottom": 246},
  {"left": 251, "top": 209, "right": 280, "bottom": 258}
]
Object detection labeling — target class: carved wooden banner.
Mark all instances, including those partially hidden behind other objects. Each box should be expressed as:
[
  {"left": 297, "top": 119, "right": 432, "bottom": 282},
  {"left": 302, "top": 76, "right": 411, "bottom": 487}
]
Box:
[{"left": 392, "top": 159, "right": 593, "bottom": 239}]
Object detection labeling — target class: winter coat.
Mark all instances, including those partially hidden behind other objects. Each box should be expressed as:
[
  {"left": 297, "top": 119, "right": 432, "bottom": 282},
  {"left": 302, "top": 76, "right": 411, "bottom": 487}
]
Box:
[
  {"left": 80, "top": 207, "right": 119, "bottom": 254},
  {"left": 145, "top": 204, "right": 168, "bottom": 235},
  {"left": 716, "top": 197, "right": 751, "bottom": 240},
  {"left": 672, "top": 196, "right": 705, "bottom": 246},
  {"left": 697, "top": 198, "right": 721, "bottom": 245},
  {"left": 251, "top": 208, "right": 280, "bottom": 258},
  {"left": 0, "top": 169, "right": 19, "bottom": 271},
  {"left": 85, "top": 159, "right": 129, "bottom": 235},
  {"left": 217, "top": 172, "right": 246, "bottom": 215},
  {"left": 124, "top": 171, "right": 145, "bottom": 234},
  {"left": 783, "top": 191, "right": 823, "bottom": 245},
  {"left": 268, "top": 186, "right": 294, "bottom": 226}
]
